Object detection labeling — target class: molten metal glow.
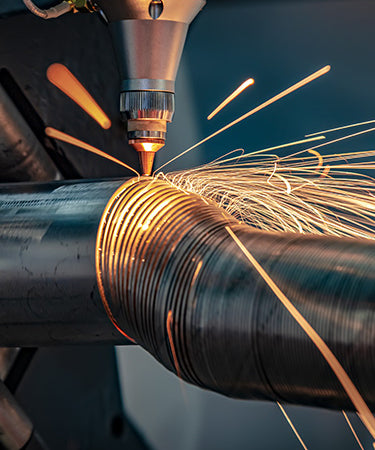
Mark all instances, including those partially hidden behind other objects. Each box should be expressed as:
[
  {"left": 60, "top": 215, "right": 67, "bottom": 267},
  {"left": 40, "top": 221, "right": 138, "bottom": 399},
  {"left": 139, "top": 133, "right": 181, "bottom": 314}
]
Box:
[
  {"left": 277, "top": 402, "right": 308, "bottom": 450},
  {"left": 342, "top": 411, "right": 365, "bottom": 450},
  {"left": 156, "top": 65, "right": 331, "bottom": 173},
  {"left": 207, "top": 78, "right": 254, "bottom": 120},
  {"left": 141, "top": 142, "right": 163, "bottom": 153},
  {"left": 306, "top": 119, "right": 375, "bottom": 137},
  {"left": 45, "top": 127, "right": 139, "bottom": 177},
  {"left": 225, "top": 225, "right": 375, "bottom": 441},
  {"left": 47, "top": 63, "right": 111, "bottom": 129}
]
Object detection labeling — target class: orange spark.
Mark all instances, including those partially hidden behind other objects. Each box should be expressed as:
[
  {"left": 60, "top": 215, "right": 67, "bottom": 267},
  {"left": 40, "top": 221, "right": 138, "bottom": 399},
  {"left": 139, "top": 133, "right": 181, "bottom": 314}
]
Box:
[
  {"left": 207, "top": 78, "right": 254, "bottom": 120},
  {"left": 45, "top": 127, "right": 139, "bottom": 177},
  {"left": 166, "top": 310, "right": 182, "bottom": 379},
  {"left": 303, "top": 126, "right": 375, "bottom": 155},
  {"left": 342, "top": 411, "right": 365, "bottom": 450},
  {"left": 308, "top": 149, "right": 323, "bottom": 170},
  {"left": 225, "top": 225, "right": 375, "bottom": 441},
  {"left": 277, "top": 402, "right": 308, "bottom": 450},
  {"left": 320, "top": 165, "right": 331, "bottom": 178},
  {"left": 267, "top": 162, "right": 278, "bottom": 183},
  {"left": 47, "top": 63, "right": 111, "bottom": 129},
  {"left": 157, "top": 65, "right": 331, "bottom": 173},
  {"left": 306, "top": 119, "right": 375, "bottom": 137}
]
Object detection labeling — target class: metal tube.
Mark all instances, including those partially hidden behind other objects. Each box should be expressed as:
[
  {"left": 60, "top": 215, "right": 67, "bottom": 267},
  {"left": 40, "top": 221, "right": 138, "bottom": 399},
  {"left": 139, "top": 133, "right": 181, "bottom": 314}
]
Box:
[
  {"left": 0, "top": 379, "right": 33, "bottom": 449},
  {"left": 97, "top": 178, "right": 375, "bottom": 411},
  {"left": 0, "top": 178, "right": 128, "bottom": 346},
  {"left": 0, "top": 85, "right": 60, "bottom": 182},
  {"left": 2, "top": 178, "right": 375, "bottom": 411}
]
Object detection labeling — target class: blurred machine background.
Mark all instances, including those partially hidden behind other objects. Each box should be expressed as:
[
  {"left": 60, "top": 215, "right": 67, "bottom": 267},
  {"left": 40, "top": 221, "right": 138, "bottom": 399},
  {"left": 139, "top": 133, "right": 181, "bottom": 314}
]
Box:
[{"left": 0, "top": 0, "right": 375, "bottom": 448}]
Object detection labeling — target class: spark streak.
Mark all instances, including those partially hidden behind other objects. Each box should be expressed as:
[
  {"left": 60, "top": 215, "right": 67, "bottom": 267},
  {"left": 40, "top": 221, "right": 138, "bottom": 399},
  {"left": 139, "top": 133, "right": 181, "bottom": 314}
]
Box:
[
  {"left": 212, "top": 135, "right": 325, "bottom": 165},
  {"left": 342, "top": 411, "right": 365, "bottom": 450},
  {"left": 277, "top": 402, "right": 308, "bottom": 450},
  {"left": 45, "top": 127, "right": 139, "bottom": 177},
  {"left": 295, "top": 126, "right": 375, "bottom": 157},
  {"left": 47, "top": 63, "right": 111, "bottom": 129},
  {"left": 225, "top": 225, "right": 375, "bottom": 441},
  {"left": 156, "top": 65, "right": 331, "bottom": 173},
  {"left": 306, "top": 119, "right": 375, "bottom": 137},
  {"left": 207, "top": 78, "right": 254, "bottom": 120},
  {"left": 167, "top": 310, "right": 182, "bottom": 379},
  {"left": 307, "top": 149, "right": 323, "bottom": 170},
  {"left": 165, "top": 146, "right": 375, "bottom": 239}
]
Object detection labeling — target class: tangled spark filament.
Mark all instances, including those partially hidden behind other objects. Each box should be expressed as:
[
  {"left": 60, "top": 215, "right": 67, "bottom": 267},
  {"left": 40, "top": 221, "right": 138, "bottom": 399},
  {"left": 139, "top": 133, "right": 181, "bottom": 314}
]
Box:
[{"left": 163, "top": 147, "right": 375, "bottom": 240}]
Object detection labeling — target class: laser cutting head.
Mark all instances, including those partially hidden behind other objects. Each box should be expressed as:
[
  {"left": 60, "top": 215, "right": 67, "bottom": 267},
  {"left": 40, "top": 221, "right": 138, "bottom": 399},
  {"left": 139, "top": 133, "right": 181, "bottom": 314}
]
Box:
[{"left": 96, "top": 0, "right": 206, "bottom": 175}]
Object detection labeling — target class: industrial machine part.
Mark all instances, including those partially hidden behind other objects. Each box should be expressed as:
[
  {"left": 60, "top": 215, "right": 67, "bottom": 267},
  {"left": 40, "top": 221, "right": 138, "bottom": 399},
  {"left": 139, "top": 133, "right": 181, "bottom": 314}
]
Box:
[
  {"left": 23, "top": 0, "right": 206, "bottom": 175},
  {"left": 0, "top": 84, "right": 61, "bottom": 182},
  {"left": 0, "top": 378, "right": 45, "bottom": 450},
  {"left": 15, "top": 346, "right": 151, "bottom": 450},
  {"left": 96, "top": 0, "right": 206, "bottom": 174},
  {"left": 0, "top": 177, "right": 375, "bottom": 412},
  {"left": 23, "top": 0, "right": 72, "bottom": 19},
  {"left": 23, "top": 0, "right": 98, "bottom": 18}
]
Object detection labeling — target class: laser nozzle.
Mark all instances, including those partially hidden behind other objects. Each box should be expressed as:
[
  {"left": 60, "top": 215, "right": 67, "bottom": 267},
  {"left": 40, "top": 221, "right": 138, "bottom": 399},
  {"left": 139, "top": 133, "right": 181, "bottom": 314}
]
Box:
[{"left": 130, "top": 140, "right": 165, "bottom": 176}]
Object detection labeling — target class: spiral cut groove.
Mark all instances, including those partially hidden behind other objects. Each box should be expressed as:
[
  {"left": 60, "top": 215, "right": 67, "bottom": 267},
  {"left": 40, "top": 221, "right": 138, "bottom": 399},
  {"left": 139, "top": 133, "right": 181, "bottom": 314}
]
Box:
[{"left": 97, "top": 178, "right": 375, "bottom": 411}]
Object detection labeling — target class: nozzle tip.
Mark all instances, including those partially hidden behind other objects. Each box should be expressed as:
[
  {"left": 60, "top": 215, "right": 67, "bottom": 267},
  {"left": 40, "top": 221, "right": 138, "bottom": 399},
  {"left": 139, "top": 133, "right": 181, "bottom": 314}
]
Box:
[
  {"left": 138, "top": 151, "right": 155, "bottom": 176},
  {"left": 130, "top": 140, "right": 165, "bottom": 176}
]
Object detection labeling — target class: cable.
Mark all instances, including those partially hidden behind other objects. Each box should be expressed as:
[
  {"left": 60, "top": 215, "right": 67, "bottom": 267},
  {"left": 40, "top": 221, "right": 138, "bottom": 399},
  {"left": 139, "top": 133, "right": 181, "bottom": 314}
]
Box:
[{"left": 23, "top": 0, "right": 72, "bottom": 19}]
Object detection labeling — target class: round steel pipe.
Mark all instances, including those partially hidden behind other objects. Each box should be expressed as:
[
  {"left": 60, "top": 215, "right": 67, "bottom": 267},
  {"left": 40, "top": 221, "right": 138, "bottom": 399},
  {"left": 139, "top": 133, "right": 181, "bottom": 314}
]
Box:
[
  {"left": 97, "top": 178, "right": 375, "bottom": 411},
  {"left": 0, "top": 178, "right": 128, "bottom": 345},
  {"left": 0, "top": 84, "right": 61, "bottom": 182},
  {"left": 1, "top": 177, "right": 375, "bottom": 411}
]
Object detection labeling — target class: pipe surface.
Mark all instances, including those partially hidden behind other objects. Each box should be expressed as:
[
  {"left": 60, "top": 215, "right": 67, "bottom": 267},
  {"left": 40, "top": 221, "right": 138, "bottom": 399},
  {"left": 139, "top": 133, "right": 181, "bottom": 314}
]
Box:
[
  {"left": 0, "top": 178, "right": 128, "bottom": 345},
  {"left": 1, "top": 177, "right": 375, "bottom": 411},
  {"left": 97, "top": 178, "right": 375, "bottom": 411},
  {"left": 0, "top": 85, "right": 60, "bottom": 182}
]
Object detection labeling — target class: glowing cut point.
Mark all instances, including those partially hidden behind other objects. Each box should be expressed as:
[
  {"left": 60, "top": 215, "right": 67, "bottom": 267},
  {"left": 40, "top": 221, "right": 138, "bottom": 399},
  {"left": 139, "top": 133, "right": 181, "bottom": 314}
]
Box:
[
  {"left": 47, "top": 63, "right": 111, "bottom": 130},
  {"left": 207, "top": 78, "right": 255, "bottom": 120}
]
